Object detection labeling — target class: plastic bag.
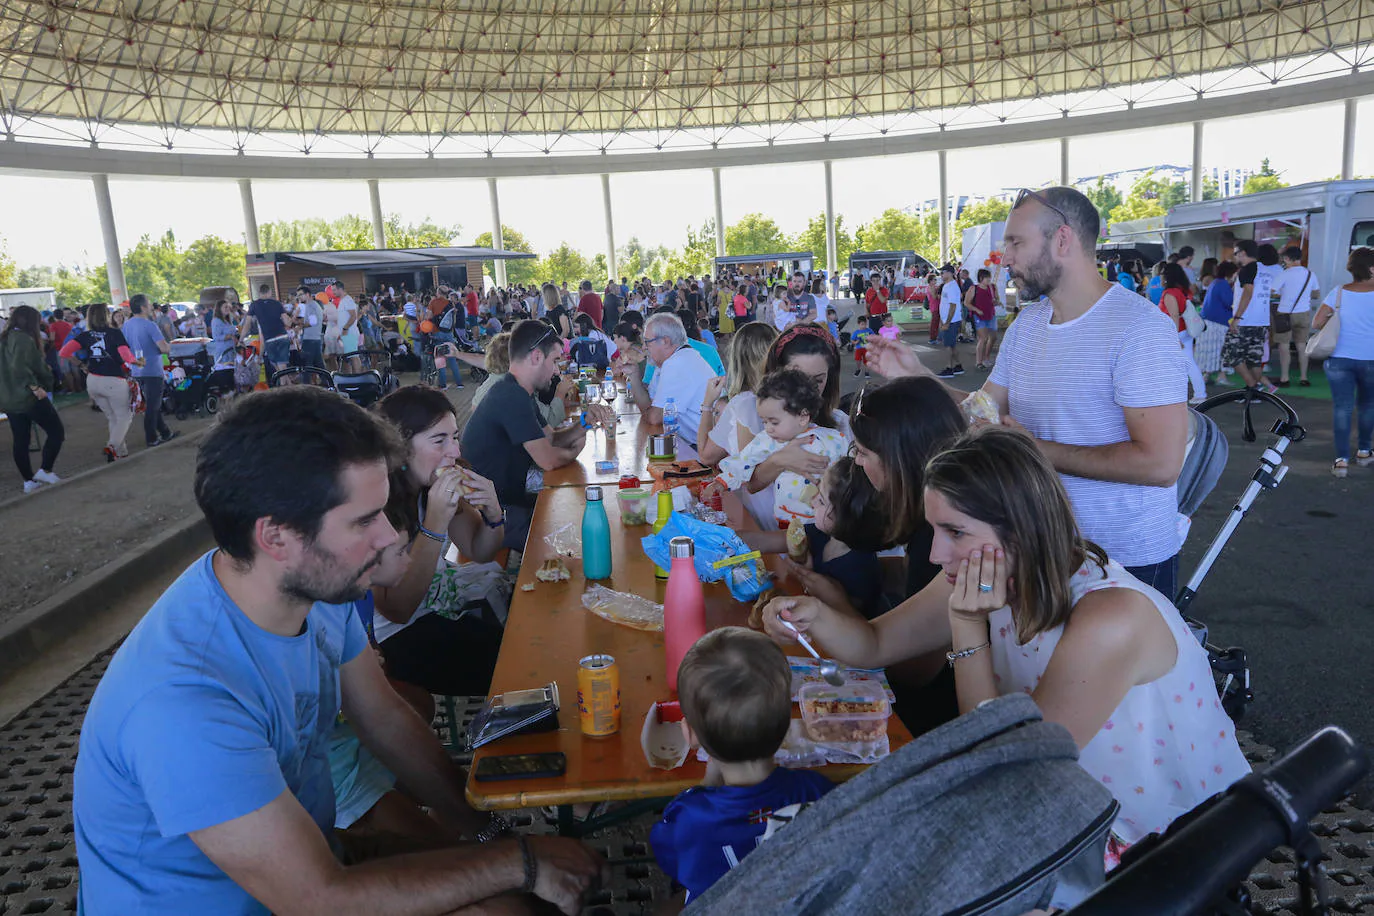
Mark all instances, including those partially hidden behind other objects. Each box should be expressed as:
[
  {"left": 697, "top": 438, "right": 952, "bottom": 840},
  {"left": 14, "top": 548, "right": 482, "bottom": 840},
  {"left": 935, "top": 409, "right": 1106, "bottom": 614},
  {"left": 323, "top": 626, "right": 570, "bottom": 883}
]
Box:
[
  {"left": 640, "top": 513, "right": 770, "bottom": 602},
  {"left": 581, "top": 584, "right": 664, "bottom": 632},
  {"left": 544, "top": 522, "right": 582, "bottom": 557}
]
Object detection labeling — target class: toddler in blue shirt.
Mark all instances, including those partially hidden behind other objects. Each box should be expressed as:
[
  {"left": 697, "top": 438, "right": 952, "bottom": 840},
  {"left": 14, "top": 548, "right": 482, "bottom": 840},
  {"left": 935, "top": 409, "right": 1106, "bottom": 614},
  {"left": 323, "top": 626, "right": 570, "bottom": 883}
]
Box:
[{"left": 651, "top": 627, "right": 833, "bottom": 903}]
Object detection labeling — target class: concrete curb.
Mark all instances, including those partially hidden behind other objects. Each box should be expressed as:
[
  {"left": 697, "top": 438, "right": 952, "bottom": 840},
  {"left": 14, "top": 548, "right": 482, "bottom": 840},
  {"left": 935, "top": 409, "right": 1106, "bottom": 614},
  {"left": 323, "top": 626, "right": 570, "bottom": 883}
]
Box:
[{"left": 0, "top": 512, "right": 212, "bottom": 678}]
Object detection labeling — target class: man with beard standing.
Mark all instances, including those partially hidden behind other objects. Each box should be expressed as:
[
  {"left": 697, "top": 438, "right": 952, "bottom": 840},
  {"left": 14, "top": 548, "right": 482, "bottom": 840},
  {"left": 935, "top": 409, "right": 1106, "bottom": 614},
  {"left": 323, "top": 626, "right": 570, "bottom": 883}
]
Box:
[
  {"left": 785, "top": 270, "right": 818, "bottom": 325},
  {"left": 866, "top": 187, "right": 1188, "bottom": 599},
  {"left": 74, "top": 386, "right": 606, "bottom": 915}
]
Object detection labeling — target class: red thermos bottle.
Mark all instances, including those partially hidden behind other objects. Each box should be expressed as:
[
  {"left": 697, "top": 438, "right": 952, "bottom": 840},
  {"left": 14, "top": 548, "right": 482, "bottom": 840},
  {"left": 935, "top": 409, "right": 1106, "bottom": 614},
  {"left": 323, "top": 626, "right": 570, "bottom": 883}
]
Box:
[{"left": 663, "top": 536, "right": 706, "bottom": 694}]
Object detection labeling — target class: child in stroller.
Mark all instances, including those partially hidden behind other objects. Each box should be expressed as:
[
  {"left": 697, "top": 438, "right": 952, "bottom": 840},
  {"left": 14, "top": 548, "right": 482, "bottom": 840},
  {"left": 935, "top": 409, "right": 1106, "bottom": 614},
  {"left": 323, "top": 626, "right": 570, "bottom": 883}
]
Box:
[{"left": 165, "top": 338, "right": 237, "bottom": 419}]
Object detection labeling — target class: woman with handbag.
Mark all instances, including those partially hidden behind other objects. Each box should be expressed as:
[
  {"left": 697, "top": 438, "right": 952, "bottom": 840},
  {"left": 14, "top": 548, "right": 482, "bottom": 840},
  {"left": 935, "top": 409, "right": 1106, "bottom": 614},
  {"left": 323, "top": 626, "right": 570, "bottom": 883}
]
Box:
[{"left": 1311, "top": 247, "right": 1374, "bottom": 478}]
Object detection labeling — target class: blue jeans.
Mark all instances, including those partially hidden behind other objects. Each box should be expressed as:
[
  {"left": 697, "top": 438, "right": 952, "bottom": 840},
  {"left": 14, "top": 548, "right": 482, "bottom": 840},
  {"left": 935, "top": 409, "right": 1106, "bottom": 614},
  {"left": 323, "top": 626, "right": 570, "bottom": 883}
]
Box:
[
  {"left": 1325, "top": 357, "right": 1374, "bottom": 461},
  {"left": 301, "top": 338, "right": 324, "bottom": 370},
  {"left": 429, "top": 331, "right": 460, "bottom": 388},
  {"left": 1125, "top": 554, "right": 1179, "bottom": 604}
]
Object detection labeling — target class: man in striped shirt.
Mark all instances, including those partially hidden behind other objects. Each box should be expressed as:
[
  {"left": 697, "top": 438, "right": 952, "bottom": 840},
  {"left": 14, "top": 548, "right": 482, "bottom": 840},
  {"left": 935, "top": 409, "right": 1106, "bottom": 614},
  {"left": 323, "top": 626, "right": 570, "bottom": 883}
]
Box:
[{"left": 868, "top": 187, "right": 1188, "bottom": 598}]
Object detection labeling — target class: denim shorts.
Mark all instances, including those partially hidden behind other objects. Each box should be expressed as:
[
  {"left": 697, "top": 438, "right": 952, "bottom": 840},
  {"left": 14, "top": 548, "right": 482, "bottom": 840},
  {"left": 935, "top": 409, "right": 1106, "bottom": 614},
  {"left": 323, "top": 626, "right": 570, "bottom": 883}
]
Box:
[
  {"left": 974, "top": 317, "right": 998, "bottom": 331},
  {"left": 939, "top": 325, "right": 959, "bottom": 348}
]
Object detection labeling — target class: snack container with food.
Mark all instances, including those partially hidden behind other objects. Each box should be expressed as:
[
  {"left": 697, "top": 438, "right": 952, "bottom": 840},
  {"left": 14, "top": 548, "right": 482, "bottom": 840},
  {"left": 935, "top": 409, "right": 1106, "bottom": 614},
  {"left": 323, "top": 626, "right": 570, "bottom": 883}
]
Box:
[
  {"left": 798, "top": 682, "right": 890, "bottom": 744},
  {"left": 615, "top": 486, "right": 652, "bottom": 525}
]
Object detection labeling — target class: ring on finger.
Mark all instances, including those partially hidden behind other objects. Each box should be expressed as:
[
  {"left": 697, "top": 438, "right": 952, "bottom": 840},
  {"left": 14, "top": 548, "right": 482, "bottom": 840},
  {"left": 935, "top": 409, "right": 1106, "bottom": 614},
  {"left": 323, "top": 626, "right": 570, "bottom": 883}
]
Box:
[{"left": 978, "top": 582, "right": 993, "bottom": 593}]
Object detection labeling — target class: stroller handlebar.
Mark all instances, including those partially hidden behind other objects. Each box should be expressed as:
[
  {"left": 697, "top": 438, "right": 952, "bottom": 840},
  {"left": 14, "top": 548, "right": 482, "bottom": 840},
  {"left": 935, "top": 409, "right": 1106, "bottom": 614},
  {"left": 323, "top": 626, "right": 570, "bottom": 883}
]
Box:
[
  {"left": 1194, "top": 388, "right": 1300, "bottom": 427},
  {"left": 1068, "top": 725, "right": 1369, "bottom": 916}
]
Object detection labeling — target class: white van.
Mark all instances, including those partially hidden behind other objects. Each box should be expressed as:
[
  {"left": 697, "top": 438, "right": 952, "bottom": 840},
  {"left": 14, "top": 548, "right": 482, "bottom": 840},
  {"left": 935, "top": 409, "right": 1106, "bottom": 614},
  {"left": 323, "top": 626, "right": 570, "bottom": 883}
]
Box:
[{"left": 1165, "top": 180, "right": 1374, "bottom": 292}]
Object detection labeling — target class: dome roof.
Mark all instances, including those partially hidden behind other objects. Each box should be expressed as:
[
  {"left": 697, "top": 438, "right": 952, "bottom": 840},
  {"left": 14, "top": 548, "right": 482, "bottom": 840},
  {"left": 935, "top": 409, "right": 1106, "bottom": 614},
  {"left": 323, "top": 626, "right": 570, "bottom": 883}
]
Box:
[{"left": 1, "top": 0, "right": 1369, "bottom": 156}]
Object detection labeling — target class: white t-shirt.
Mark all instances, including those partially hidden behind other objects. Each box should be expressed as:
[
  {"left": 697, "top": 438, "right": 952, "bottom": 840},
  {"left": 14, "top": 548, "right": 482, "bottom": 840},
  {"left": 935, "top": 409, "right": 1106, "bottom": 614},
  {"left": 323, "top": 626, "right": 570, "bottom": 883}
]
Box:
[
  {"left": 989, "top": 284, "right": 1186, "bottom": 566},
  {"left": 1323, "top": 286, "right": 1374, "bottom": 360},
  {"left": 941, "top": 280, "right": 963, "bottom": 323},
  {"left": 651, "top": 346, "right": 717, "bottom": 458},
  {"left": 1236, "top": 263, "right": 1280, "bottom": 328},
  {"left": 708, "top": 391, "right": 762, "bottom": 455},
  {"left": 1276, "top": 265, "right": 1319, "bottom": 315},
  {"left": 337, "top": 295, "right": 359, "bottom": 336}
]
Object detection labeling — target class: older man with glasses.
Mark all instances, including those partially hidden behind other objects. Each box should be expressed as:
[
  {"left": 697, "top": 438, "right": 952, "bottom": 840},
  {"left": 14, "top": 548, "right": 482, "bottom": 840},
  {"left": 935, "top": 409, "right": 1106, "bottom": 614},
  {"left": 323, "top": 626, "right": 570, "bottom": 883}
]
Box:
[{"left": 626, "top": 312, "right": 717, "bottom": 459}]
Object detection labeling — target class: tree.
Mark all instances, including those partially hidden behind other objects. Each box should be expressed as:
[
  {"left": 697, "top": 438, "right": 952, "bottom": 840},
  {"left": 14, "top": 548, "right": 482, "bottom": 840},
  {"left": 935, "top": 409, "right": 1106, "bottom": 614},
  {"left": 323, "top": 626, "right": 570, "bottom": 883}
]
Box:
[
  {"left": 725, "top": 214, "right": 791, "bottom": 257},
  {"left": 257, "top": 215, "right": 456, "bottom": 253},
  {"left": 51, "top": 265, "right": 107, "bottom": 307},
  {"left": 1085, "top": 178, "right": 1124, "bottom": 228},
  {"left": 473, "top": 225, "right": 539, "bottom": 285},
  {"left": 383, "top": 216, "right": 458, "bottom": 250},
  {"left": 1108, "top": 170, "right": 1183, "bottom": 224},
  {"left": 535, "top": 243, "right": 591, "bottom": 285},
  {"left": 950, "top": 198, "right": 1013, "bottom": 259},
  {"left": 662, "top": 220, "right": 717, "bottom": 279},
  {"left": 0, "top": 236, "right": 18, "bottom": 288},
  {"left": 1243, "top": 159, "right": 1288, "bottom": 194},
  {"left": 855, "top": 208, "right": 925, "bottom": 257},
  {"left": 122, "top": 231, "right": 183, "bottom": 303},
  {"left": 792, "top": 213, "right": 856, "bottom": 273},
  {"left": 180, "top": 235, "right": 248, "bottom": 298},
  {"left": 618, "top": 237, "right": 672, "bottom": 281},
  {"left": 590, "top": 253, "right": 609, "bottom": 282},
  {"left": 1202, "top": 176, "right": 1221, "bottom": 201}
]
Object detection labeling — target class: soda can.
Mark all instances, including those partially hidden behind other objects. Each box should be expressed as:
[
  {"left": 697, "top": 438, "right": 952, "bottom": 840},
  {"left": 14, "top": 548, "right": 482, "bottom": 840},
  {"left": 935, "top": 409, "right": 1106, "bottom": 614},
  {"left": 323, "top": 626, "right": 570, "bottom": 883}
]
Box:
[{"left": 577, "top": 653, "right": 621, "bottom": 737}]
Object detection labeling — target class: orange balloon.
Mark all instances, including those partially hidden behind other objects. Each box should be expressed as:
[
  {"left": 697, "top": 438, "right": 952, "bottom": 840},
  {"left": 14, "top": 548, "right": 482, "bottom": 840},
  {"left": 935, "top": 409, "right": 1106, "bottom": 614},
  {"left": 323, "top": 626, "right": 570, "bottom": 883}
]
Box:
[
  {"left": 314, "top": 292, "right": 330, "bottom": 304},
  {"left": 419, "top": 320, "right": 436, "bottom": 333},
  {"left": 254, "top": 382, "right": 269, "bottom": 391}
]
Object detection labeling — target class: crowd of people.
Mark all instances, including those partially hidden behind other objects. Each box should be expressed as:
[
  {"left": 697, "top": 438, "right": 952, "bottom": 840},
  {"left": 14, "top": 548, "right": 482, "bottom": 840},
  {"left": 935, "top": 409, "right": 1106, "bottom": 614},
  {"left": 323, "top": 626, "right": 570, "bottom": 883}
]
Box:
[{"left": 0, "top": 181, "right": 1370, "bottom": 913}]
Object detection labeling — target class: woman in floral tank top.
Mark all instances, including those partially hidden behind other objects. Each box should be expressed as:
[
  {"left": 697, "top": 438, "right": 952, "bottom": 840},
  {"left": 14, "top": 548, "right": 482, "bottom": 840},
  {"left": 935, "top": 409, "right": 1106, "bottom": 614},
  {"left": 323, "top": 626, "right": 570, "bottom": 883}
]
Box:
[{"left": 763, "top": 427, "right": 1248, "bottom": 866}]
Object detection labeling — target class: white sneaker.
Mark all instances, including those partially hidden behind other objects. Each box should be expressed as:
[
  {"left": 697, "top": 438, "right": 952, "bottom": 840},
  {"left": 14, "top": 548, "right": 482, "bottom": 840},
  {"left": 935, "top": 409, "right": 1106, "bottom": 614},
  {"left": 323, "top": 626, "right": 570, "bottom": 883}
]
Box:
[
  {"left": 23, "top": 479, "right": 42, "bottom": 494},
  {"left": 33, "top": 469, "right": 61, "bottom": 485}
]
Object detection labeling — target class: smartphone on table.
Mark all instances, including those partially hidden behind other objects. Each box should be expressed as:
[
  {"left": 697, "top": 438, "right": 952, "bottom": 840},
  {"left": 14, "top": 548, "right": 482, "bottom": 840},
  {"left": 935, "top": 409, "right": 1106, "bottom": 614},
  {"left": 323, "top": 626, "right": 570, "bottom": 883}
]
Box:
[{"left": 474, "top": 752, "right": 567, "bottom": 782}]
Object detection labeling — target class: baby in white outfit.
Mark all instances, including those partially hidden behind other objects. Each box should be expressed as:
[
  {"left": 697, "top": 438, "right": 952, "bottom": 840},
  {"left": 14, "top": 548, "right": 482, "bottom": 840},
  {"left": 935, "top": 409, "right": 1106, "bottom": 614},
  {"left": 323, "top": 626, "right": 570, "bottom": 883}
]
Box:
[{"left": 713, "top": 368, "right": 849, "bottom": 528}]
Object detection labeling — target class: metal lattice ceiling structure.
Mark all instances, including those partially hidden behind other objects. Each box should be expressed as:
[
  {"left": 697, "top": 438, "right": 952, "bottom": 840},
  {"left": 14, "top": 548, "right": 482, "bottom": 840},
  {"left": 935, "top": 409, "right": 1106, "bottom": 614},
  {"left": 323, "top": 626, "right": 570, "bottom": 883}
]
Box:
[{"left": 0, "top": 0, "right": 1372, "bottom": 160}]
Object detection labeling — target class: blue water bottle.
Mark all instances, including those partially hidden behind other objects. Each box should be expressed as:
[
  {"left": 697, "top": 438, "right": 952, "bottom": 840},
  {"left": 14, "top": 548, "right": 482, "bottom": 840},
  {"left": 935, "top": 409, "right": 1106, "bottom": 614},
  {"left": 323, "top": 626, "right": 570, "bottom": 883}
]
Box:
[
  {"left": 581, "top": 485, "right": 613, "bottom": 581},
  {"left": 663, "top": 397, "right": 679, "bottom": 437}
]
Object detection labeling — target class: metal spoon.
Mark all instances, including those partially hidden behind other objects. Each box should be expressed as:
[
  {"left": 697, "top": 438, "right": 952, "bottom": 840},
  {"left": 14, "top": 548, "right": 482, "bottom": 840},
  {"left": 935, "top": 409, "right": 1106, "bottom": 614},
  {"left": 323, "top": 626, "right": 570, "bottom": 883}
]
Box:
[{"left": 782, "top": 621, "right": 845, "bottom": 686}]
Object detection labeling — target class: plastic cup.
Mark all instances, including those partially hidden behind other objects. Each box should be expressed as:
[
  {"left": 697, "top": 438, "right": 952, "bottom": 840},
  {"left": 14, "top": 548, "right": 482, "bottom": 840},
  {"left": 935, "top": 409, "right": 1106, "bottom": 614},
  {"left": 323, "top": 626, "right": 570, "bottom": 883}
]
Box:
[{"left": 616, "top": 486, "right": 652, "bottom": 526}]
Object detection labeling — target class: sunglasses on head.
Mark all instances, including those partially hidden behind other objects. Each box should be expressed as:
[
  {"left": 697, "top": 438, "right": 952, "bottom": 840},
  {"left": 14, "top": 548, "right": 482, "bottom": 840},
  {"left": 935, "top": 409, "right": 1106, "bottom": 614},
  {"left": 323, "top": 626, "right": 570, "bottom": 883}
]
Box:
[
  {"left": 1013, "top": 188, "right": 1070, "bottom": 228},
  {"left": 525, "top": 324, "right": 556, "bottom": 355}
]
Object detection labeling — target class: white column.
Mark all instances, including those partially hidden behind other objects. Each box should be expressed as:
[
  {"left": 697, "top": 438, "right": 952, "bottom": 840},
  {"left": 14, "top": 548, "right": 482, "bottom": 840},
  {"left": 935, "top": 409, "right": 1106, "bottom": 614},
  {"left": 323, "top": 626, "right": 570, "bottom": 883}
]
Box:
[
  {"left": 1342, "top": 99, "right": 1358, "bottom": 181},
  {"left": 712, "top": 167, "right": 725, "bottom": 258},
  {"left": 938, "top": 150, "right": 949, "bottom": 264},
  {"left": 1191, "top": 121, "right": 1204, "bottom": 203},
  {"left": 238, "top": 178, "right": 260, "bottom": 253},
  {"left": 1059, "top": 137, "right": 1070, "bottom": 187},
  {"left": 823, "top": 160, "right": 837, "bottom": 278},
  {"left": 91, "top": 174, "right": 127, "bottom": 305},
  {"left": 601, "top": 173, "right": 617, "bottom": 281},
  {"left": 367, "top": 178, "right": 386, "bottom": 249},
  {"left": 487, "top": 177, "right": 507, "bottom": 287}
]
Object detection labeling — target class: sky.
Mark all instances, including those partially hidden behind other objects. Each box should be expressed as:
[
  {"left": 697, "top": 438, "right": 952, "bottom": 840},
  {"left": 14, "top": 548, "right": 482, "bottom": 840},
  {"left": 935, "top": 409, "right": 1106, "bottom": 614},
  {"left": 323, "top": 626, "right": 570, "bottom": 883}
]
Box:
[{"left": 1, "top": 99, "right": 1371, "bottom": 272}]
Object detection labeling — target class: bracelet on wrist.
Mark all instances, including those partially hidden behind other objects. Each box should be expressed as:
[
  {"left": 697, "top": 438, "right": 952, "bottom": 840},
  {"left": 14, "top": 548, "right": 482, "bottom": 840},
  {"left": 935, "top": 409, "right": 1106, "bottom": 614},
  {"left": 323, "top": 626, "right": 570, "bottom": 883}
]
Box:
[
  {"left": 417, "top": 522, "right": 445, "bottom": 543},
  {"left": 946, "top": 641, "right": 991, "bottom": 666},
  {"left": 483, "top": 511, "right": 506, "bottom": 529},
  {"left": 516, "top": 835, "right": 538, "bottom": 894}
]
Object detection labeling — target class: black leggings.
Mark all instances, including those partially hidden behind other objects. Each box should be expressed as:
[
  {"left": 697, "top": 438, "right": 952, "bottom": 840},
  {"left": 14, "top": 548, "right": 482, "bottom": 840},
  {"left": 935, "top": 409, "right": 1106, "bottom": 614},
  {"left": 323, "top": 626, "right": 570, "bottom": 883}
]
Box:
[
  {"left": 379, "top": 608, "right": 504, "bottom": 697},
  {"left": 8, "top": 398, "right": 64, "bottom": 482}
]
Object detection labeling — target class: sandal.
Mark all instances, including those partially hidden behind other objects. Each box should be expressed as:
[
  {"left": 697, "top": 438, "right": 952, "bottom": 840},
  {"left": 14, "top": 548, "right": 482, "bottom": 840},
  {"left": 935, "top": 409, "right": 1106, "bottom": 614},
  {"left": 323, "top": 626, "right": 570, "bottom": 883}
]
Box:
[
  {"left": 1333, "top": 459, "right": 1349, "bottom": 479},
  {"left": 1357, "top": 450, "right": 1374, "bottom": 468}
]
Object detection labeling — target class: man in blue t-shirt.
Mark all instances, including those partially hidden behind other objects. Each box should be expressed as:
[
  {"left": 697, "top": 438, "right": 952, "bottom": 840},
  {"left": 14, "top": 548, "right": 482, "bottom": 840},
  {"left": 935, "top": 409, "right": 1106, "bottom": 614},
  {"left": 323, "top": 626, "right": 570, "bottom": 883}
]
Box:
[
  {"left": 239, "top": 282, "right": 292, "bottom": 374},
  {"left": 74, "top": 386, "right": 605, "bottom": 916},
  {"left": 121, "top": 294, "right": 177, "bottom": 448}
]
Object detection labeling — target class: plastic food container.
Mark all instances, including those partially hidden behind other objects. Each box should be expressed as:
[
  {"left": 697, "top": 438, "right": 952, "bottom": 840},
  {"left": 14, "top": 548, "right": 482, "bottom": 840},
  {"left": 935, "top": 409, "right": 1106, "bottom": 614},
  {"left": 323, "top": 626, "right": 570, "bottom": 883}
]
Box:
[
  {"left": 615, "top": 486, "right": 652, "bottom": 526},
  {"left": 799, "top": 682, "right": 890, "bottom": 744}
]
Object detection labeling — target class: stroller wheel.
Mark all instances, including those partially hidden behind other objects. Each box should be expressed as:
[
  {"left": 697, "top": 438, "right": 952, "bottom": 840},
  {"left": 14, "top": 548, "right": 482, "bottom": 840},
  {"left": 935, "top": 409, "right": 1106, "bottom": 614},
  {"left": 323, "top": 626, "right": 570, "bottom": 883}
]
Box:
[{"left": 205, "top": 394, "right": 220, "bottom": 415}]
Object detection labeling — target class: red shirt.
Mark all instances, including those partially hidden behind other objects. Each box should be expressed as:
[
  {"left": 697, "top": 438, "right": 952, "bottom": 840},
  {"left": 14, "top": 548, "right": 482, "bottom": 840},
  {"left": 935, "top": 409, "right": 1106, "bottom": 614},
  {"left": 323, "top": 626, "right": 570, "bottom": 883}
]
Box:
[
  {"left": 465, "top": 290, "right": 480, "bottom": 317},
  {"left": 48, "top": 320, "right": 72, "bottom": 347},
  {"left": 1160, "top": 289, "right": 1187, "bottom": 333},
  {"left": 865, "top": 286, "right": 889, "bottom": 317},
  {"left": 577, "top": 293, "right": 604, "bottom": 328},
  {"left": 732, "top": 294, "right": 750, "bottom": 317}
]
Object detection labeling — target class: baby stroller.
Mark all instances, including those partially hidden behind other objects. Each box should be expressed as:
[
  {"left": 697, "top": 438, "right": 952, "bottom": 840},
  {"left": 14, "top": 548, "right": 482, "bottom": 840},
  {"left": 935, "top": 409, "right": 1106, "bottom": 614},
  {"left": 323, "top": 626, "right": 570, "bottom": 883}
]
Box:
[
  {"left": 341, "top": 349, "right": 402, "bottom": 398},
  {"left": 332, "top": 349, "right": 390, "bottom": 408},
  {"left": 234, "top": 344, "right": 263, "bottom": 393},
  {"left": 270, "top": 365, "right": 335, "bottom": 390},
  {"left": 1172, "top": 388, "right": 1305, "bottom": 722},
  {"left": 165, "top": 338, "right": 237, "bottom": 419}
]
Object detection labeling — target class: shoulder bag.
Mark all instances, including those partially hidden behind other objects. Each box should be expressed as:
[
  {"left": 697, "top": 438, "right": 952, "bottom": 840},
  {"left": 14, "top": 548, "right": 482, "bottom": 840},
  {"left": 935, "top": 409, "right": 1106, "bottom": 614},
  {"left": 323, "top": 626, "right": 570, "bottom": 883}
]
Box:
[{"left": 1305, "top": 287, "right": 1343, "bottom": 361}]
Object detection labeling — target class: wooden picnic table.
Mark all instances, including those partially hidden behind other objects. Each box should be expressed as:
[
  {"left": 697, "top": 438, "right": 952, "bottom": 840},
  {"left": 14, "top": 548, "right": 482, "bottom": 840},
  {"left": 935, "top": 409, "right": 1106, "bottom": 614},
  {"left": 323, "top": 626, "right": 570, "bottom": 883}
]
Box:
[
  {"left": 540, "top": 414, "right": 661, "bottom": 489},
  {"left": 464, "top": 485, "right": 913, "bottom": 827}
]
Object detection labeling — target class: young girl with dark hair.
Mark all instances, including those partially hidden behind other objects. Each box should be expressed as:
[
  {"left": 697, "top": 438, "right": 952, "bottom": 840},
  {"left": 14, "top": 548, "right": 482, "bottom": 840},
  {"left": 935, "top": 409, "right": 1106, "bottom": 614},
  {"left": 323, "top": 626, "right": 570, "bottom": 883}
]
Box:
[{"left": 371, "top": 385, "right": 510, "bottom": 701}]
